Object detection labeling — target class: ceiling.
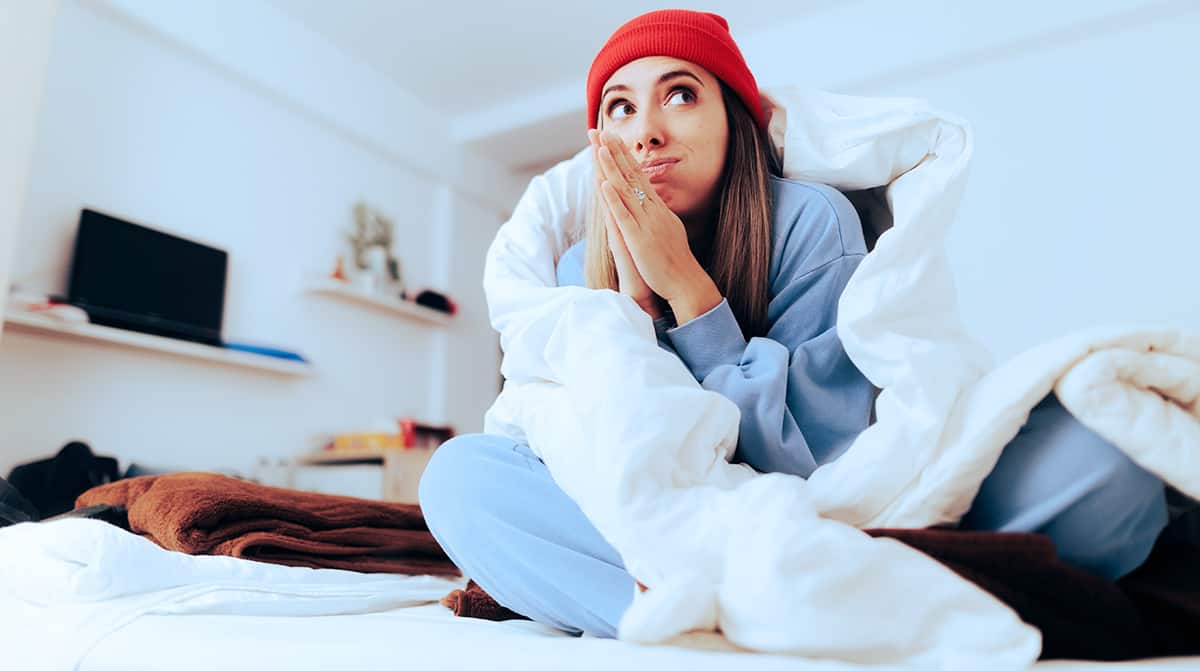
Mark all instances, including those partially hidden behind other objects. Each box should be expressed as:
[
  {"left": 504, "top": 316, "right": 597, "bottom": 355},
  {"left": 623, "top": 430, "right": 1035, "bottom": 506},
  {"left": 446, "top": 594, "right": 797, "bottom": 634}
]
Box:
[{"left": 267, "top": 0, "right": 834, "bottom": 173}]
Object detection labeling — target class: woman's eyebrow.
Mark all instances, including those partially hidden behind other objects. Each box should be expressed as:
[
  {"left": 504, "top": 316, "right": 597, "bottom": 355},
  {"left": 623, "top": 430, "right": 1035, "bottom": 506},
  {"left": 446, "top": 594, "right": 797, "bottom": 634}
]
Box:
[{"left": 601, "top": 69, "right": 706, "bottom": 103}]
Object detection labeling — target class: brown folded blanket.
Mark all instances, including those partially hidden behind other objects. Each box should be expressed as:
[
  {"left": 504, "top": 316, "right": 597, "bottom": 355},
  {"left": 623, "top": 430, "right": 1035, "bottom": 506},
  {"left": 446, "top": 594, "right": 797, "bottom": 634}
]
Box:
[
  {"left": 77, "top": 472, "right": 460, "bottom": 576},
  {"left": 440, "top": 579, "right": 529, "bottom": 621},
  {"left": 442, "top": 528, "right": 1200, "bottom": 662}
]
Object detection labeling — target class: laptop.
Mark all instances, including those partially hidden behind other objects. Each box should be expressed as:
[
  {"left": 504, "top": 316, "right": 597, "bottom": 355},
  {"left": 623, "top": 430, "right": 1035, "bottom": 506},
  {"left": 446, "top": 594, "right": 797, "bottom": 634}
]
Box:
[{"left": 66, "top": 208, "right": 228, "bottom": 347}]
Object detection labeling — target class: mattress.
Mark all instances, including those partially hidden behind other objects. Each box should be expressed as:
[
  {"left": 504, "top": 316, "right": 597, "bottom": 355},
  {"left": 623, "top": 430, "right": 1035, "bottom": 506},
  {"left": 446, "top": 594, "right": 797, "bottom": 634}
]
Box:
[
  {"left": 3, "top": 520, "right": 1196, "bottom": 671},
  {"left": 79, "top": 605, "right": 807, "bottom": 671},
  {"left": 77, "top": 605, "right": 1199, "bottom": 671}
]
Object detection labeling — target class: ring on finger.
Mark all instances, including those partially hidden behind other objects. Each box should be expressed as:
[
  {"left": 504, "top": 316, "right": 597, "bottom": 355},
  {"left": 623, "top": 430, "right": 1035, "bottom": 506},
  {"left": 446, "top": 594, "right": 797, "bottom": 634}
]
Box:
[{"left": 632, "top": 187, "right": 647, "bottom": 207}]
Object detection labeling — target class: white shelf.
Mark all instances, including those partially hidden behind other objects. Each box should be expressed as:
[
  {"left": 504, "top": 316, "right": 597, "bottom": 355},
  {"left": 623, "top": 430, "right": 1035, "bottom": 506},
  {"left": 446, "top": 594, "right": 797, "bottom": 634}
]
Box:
[
  {"left": 296, "top": 448, "right": 392, "bottom": 465},
  {"left": 304, "top": 279, "right": 454, "bottom": 326},
  {"left": 2, "top": 311, "right": 312, "bottom": 377}
]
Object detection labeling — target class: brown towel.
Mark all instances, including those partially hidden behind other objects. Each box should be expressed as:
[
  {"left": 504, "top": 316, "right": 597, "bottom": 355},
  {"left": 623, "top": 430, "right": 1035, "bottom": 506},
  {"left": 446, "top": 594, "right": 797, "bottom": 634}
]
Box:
[
  {"left": 443, "top": 528, "right": 1200, "bottom": 661},
  {"left": 440, "top": 579, "right": 529, "bottom": 621},
  {"left": 77, "top": 472, "right": 460, "bottom": 576}
]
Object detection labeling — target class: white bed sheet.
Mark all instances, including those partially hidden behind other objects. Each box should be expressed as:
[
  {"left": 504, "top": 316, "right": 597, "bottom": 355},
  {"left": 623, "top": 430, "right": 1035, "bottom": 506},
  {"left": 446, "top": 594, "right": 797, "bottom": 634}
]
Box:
[
  {"left": 78, "top": 604, "right": 1199, "bottom": 671},
  {"left": 4, "top": 520, "right": 1194, "bottom": 671},
  {"left": 79, "top": 604, "right": 819, "bottom": 671}
]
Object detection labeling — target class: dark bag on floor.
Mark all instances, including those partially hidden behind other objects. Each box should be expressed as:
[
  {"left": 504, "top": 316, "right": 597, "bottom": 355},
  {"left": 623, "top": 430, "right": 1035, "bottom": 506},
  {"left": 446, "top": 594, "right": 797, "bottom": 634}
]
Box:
[{"left": 7, "top": 442, "right": 120, "bottom": 519}]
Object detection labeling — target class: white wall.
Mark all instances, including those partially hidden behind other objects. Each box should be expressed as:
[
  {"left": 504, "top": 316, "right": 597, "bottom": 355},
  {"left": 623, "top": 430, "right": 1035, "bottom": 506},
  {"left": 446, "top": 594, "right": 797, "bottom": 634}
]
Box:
[
  {"left": 0, "top": 0, "right": 508, "bottom": 475},
  {"left": 741, "top": 0, "right": 1200, "bottom": 362},
  {"left": 5, "top": 0, "right": 1196, "bottom": 476},
  {"left": 0, "top": 2, "right": 59, "bottom": 335}
]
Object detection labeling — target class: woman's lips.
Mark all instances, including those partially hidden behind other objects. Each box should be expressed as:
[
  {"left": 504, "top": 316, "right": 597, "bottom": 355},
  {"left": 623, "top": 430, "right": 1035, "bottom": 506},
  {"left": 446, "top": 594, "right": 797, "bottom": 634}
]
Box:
[{"left": 641, "top": 159, "right": 679, "bottom": 183}]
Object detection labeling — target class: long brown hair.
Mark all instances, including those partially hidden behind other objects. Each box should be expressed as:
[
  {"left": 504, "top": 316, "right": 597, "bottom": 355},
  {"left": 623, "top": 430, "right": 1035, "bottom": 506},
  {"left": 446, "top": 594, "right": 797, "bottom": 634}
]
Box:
[{"left": 583, "top": 83, "right": 779, "bottom": 338}]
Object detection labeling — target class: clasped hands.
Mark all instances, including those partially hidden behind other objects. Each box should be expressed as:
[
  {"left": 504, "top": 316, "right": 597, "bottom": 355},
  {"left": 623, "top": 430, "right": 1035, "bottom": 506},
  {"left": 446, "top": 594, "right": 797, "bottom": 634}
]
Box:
[{"left": 589, "top": 129, "right": 722, "bottom": 325}]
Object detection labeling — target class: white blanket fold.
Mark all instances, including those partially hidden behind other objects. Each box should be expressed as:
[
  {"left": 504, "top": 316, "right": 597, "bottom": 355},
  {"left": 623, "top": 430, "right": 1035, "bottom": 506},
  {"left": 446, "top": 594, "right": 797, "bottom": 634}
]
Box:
[
  {"left": 482, "top": 87, "right": 1200, "bottom": 666},
  {"left": 0, "top": 519, "right": 464, "bottom": 671}
]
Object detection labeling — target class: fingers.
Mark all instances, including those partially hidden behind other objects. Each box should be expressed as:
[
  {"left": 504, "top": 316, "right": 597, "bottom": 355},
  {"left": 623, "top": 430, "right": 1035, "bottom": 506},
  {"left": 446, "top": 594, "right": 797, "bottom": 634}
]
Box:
[
  {"left": 597, "top": 147, "right": 643, "bottom": 215},
  {"left": 599, "top": 131, "right": 654, "bottom": 200},
  {"left": 600, "top": 130, "right": 657, "bottom": 206},
  {"left": 589, "top": 129, "right": 607, "bottom": 181},
  {"left": 600, "top": 180, "right": 637, "bottom": 234},
  {"left": 590, "top": 130, "right": 653, "bottom": 211},
  {"left": 599, "top": 180, "right": 642, "bottom": 287},
  {"left": 589, "top": 129, "right": 611, "bottom": 182},
  {"left": 594, "top": 166, "right": 634, "bottom": 245},
  {"left": 604, "top": 201, "right": 631, "bottom": 262},
  {"left": 602, "top": 179, "right": 650, "bottom": 262},
  {"left": 590, "top": 133, "right": 602, "bottom": 177},
  {"left": 591, "top": 132, "right": 630, "bottom": 211},
  {"left": 603, "top": 184, "right": 660, "bottom": 313}
]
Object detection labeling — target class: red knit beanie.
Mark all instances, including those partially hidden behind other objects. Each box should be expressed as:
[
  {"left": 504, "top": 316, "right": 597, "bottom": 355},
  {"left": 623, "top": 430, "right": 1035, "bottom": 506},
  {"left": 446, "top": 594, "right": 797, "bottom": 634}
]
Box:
[{"left": 586, "top": 9, "right": 766, "bottom": 132}]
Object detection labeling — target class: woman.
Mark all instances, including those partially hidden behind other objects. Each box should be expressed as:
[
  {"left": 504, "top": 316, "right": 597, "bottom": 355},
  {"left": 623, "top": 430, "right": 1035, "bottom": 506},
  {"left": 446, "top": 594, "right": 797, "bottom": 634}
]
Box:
[{"left": 419, "top": 9, "right": 1169, "bottom": 638}]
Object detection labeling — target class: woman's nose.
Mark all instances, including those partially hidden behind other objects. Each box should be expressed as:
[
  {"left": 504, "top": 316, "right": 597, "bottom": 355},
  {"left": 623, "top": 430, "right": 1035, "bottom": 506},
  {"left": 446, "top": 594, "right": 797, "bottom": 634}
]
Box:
[
  {"left": 633, "top": 111, "right": 666, "bottom": 152},
  {"left": 637, "top": 136, "right": 663, "bottom": 151}
]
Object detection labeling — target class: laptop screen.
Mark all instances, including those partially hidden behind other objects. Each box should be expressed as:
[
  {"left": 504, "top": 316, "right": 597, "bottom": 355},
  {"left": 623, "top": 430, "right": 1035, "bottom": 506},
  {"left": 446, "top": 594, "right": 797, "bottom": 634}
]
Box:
[{"left": 67, "top": 209, "right": 227, "bottom": 343}]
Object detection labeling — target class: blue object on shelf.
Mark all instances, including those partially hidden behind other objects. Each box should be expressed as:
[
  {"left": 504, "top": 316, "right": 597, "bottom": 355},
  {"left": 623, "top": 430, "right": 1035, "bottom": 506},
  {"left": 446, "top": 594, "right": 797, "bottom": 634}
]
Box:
[{"left": 222, "top": 341, "right": 308, "bottom": 363}]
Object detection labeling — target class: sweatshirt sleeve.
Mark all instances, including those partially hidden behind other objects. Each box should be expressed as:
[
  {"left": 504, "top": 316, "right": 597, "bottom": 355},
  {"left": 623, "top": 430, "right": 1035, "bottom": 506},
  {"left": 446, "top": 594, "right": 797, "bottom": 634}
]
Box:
[{"left": 665, "top": 185, "right": 876, "bottom": 477}]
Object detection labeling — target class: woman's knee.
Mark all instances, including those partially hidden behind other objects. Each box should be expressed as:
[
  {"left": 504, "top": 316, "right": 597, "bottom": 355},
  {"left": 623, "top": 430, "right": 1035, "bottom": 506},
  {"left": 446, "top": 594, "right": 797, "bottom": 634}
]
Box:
[
  {"left": 1087, "top": 439, "right": 1167, "bottom": 542},
  {"left": 1068, "top": 420, "right": 1161, "bottom": 503},
  {"left": 1042, "top": 412, "right": 1167, "bottom": 578},
  {"left": 418, "top": 434, "right": 511, "bottom": 535},
  {"left": 1030, "top": 396, "right": 1159, "bottom": 494}
]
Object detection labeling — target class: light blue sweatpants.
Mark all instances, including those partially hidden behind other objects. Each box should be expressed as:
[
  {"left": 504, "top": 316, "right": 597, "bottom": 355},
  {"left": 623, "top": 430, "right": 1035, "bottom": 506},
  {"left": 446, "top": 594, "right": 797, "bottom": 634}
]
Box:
[{"left": 418, "top": 395, "right": 1169, "bottom": 638}]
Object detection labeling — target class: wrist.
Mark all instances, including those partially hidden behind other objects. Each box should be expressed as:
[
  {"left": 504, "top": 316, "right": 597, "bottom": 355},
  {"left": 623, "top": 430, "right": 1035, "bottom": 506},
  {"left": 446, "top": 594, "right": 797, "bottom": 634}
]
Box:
[
  {"left": 668, "top": 277, "right": 722, "bottom": 326},
  {"left": 635, "top": 294, "right": 663, "bottom": 319}
]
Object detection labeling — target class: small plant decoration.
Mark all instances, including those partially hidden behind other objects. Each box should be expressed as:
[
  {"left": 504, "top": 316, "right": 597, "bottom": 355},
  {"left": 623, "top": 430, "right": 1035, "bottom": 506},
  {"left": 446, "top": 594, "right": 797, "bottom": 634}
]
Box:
[
  {"left": 345, "top": 202, "right": 404, "bottom": 292},
  {"left": 347, "top": 202, "right": 394, "bottom": 270}
]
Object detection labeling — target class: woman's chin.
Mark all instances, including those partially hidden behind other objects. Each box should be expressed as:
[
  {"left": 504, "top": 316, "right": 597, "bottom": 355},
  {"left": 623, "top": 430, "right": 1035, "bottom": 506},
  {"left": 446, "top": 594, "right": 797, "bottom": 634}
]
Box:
[
  {"left": 657, "top": 193, "right": 702, "bottom": 219},
  {"left": 653, "top": 186, "right": 683, "bottom": 212}
]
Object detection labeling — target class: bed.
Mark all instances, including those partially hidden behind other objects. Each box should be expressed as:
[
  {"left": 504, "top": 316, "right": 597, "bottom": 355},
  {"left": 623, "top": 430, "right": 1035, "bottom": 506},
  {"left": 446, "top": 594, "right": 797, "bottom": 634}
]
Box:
[
  {"left": 2, "top": 518, "right": 1197, "bottom": 671},
  {"left": 76, "top": 608, "right": 1200, "bottom": 671}
]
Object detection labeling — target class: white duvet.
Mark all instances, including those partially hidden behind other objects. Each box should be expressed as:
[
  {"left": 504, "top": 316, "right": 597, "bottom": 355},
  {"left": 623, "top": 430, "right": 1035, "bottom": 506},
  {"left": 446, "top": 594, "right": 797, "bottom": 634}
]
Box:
[{"left": 481, "top": 87, "right": 1200, "bottom": 666}]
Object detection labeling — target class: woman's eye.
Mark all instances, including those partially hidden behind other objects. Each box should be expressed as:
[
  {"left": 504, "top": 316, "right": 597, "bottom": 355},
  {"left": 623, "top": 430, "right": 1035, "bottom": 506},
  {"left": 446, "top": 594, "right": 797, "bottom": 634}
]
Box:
[
  {"left": 609, "top": 101, "right": 634, "bottom": 120},
  {"left": 666, "top": 88, "right": 696, "bottom": 106}
]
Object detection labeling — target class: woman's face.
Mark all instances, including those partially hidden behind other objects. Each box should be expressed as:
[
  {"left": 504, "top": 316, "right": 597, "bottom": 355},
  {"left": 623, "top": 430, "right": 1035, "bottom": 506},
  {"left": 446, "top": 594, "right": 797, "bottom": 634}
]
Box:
[{"left": 598, "top": 56, "right": 729, "bottom": 222}]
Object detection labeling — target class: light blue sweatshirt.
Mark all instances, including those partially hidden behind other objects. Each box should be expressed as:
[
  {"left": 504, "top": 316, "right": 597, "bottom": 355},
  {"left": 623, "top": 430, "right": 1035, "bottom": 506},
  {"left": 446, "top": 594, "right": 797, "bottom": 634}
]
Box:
[{"left": 555, "top": 177, "right": 876, "bottom": 477}]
